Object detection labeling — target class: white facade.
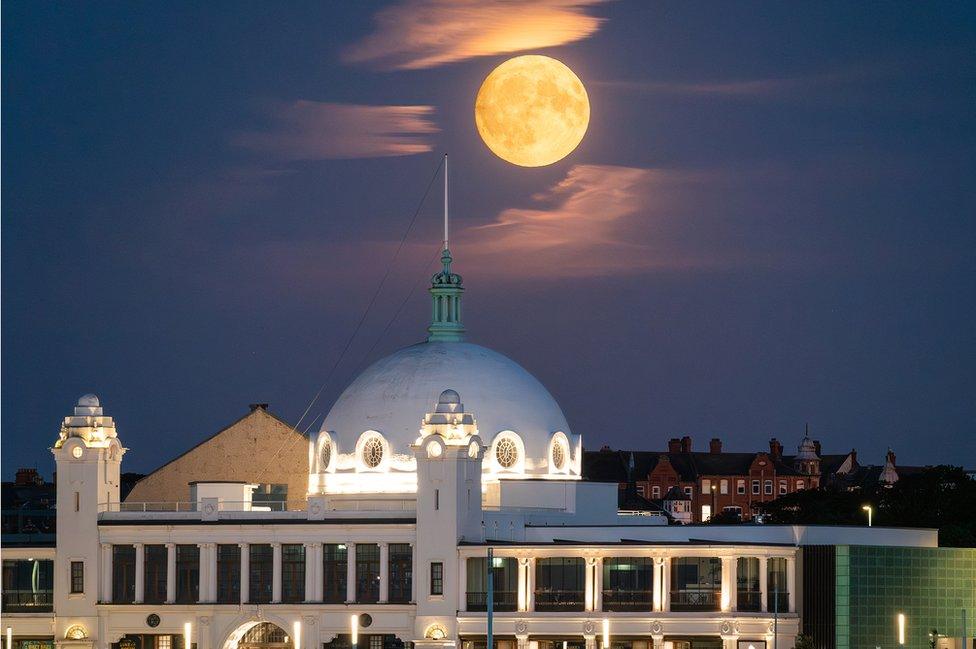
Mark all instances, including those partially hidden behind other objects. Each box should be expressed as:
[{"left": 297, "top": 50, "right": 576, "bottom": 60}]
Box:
[{"left": 6, "top": 250, "right": 940, "bottom": 649}]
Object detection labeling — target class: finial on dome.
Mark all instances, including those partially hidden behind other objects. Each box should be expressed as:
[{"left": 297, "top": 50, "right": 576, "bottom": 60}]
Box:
[{"left": 427, "top": 155, "right": 465, "bottom": 342}]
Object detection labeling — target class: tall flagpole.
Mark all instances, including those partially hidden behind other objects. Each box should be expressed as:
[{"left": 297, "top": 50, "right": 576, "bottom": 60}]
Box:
[{"left": 443, "top": 153, "right": 449, "bottom": 251}]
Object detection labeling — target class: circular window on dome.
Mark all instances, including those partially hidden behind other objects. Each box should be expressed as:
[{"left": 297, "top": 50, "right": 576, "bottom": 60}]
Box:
[
  {"left": 319, "top": 437, "right": 333, "bottom": 471},
  {"left": 495, "top": 438, "right": 519, "bottom": 469},
  {"left": 552, "top": 440, "right": 566, "bottom": 470},
  {"left": 362, "top": 437, "right": 384, "bottom": 468}
]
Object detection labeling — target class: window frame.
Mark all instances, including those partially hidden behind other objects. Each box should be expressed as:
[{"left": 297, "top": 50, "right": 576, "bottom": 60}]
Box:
[
  {"left": 429, "top": 561, "right": 444, "bottom": 596},
  {"left": 70, "top": 560, "right": 84, "bottom": 594}
]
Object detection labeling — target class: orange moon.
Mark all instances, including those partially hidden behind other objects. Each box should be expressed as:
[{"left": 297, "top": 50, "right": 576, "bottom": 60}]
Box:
[{"left": 475, "top": 55, "right": 590, "bottom": 167}]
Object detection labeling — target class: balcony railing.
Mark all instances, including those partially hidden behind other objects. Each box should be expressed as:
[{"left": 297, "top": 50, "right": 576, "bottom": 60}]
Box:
[
  {"left": 737, "top": 589, "right": 762, "bottom": 612},
  {"left": 2, "top": 590, "right": 53, "bottom": 613},
  {"left": 466, "top": 590, "right": 518, "bottom": 612},
  {"left": 669, "top": 589, "right": 720, "bottom": 612},
  {"left": 767, "top": 591, "right": 790, "bottom": 613},
  {"left": 602, "top": 589, "right": 653, "bottom": 612},
  {"left": 534, "top": 589, "right": 585, "bottom": 612}
]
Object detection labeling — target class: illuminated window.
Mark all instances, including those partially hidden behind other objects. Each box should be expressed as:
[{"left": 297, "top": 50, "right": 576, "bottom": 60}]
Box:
[
  {"left": 702, "top": 479, "right": 711, "bottom": 492},
  {"left": 551, "top": 441, "right": 566, "bottom": 470},
  {"left": 720, "top": 480, "right": 729, "bottom": 494},
  {"left": 156, "top": 636, "right": 172, "bottom": 649},
  {"left": 737, "top": 480, "right": 746, "bottom": 495},
  {"left": 363, "top": 437, "right": 384, "bottom": 468},
  {"left": 651, "top": 486, "right": 660, "bottom": 498},
  {"left": 797, "top": 480, "right": 805, "bottom": 490},
  {"left": 495, "top": 438, "right": 518, "bottom": 469},
  {"left": 319, "top": 438, "right": 332, "bottom": 471},
  {"left": 684, "top": 486, "right": 693, "bottom": 498}
]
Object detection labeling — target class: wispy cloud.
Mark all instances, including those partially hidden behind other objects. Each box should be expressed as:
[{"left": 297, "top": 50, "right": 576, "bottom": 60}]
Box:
[
  {"left": 458, "top": 164, "right": 715, "bottom": 278},
  {"left": 343, "top": 0, "right": 607, "bottom": 70},
  {"left": 233, "top": 101, "right": 438, "bottom": 160}
]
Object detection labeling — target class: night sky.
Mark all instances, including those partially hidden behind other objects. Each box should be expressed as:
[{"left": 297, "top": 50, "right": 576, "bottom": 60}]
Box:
[{"left": 3, "top": 1, "right": 975, "bottom": 477}]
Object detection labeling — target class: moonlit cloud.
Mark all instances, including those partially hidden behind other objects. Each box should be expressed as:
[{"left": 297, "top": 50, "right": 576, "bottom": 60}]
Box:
[
  {"left": 233, "top": 101, "right": 438, "bottom": 160},
  {"left": 459, "top": 164, "right": 712, "bottom": 278},
  {"left": 343, "top": 0, "right": 607, "bottom": 70}
]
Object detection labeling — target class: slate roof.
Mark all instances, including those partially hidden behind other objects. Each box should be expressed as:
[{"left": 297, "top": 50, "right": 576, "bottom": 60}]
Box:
[{"left": 583, "top": 448, "right": 804, "bottom": 482}]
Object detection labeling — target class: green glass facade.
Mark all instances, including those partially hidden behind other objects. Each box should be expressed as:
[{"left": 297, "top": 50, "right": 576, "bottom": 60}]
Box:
[{"left": 835, "top": 545, "right": 976, "bottom": 649}]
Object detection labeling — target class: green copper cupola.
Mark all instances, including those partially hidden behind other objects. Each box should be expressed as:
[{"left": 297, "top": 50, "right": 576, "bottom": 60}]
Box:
[{"left": 427, "top": 247, "right": 465, "bottom": 342}]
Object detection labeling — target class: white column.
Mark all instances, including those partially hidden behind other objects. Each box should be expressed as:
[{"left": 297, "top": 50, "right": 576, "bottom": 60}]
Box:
[
  {"left": 786, "top": 555, "right": 796, "bottom": 613},
  {"left": 346, "top": 543, "right": 357, "bottom": 603},
  {"left": 165, "top": 543, "right": 176, "bottom": 604},
  {"left": 272, "top": 543, "right": 282, "bottom": 603},
  {"left": 314, "top": 544, "right": 324, "bottom": 602},
  {"left": 720, "top": 556, "right": 732, "bottom": 612},
  {"left": 526, "top": 557, "right": 535, "bottom": 611},
  {"left": 517, "top": 557, "right": 529, "bottom": 612},
  {"left": 197, "top": 544, "right": 208, "bottom": 603},
  {"left": 585, "top": 557, "right": 595, "bottom": 611},
  {"left": 661, "top": 556, "right": 671, "bottom": 612},
  {"left": 759, "top": 556, "right": 768, "bottom": 613},
  {"left": 239, "top": 543, "right": 250, "bottom": 604},
  {"left": 594, "top": 557, "right": 604, "bottom": 612},
  {"left": 134, "top": 543, "right": 145, "bottom": 603},
  {"left": 585, "top": 638, "right": 597, "bottom": 649},
  {"left": 458, "top": 555, "right": 468, "bottom": 612},
  {"left": 101, "top": 543, "right": 113, "bottom": 603},
  {"left": 730, "top": 556, "right": 738, "bottom": 612},
  {"left": 304, "top": 543, "right": 318, "bottom": 603},
  {"left": 207, "top": 544, "right": 218, "bottom": 603},
  {"left": 409, "top": 544, "right": 417, "bottom": 603},
  {"left": 652, "top": 557, "right": 662, "bottom": 612},
  {"left": 378, "top": 543, "right": 389, "bottom": 603}
]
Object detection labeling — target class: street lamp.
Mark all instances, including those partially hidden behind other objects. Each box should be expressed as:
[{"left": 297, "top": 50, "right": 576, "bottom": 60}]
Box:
[
  {"left": 184, "top": 623, "right": 192, "bottom": 649},
  {"left": 862, "top": 505, "right": 873, "bottom": 527},
  {"left": 293, "top": 621, "right": 301, "bottom": 649},
  {"left": 711, "top": 484, "right": 717, "bottom": 521},
  {"left": 350, "top": 615, "right": 359, "bottom": 649},
  {"left": 602, "top": 618, "right": 610, "bottom": 649},
  {"left": 897, "top": 613, "right": 906, "bottom": 645}
]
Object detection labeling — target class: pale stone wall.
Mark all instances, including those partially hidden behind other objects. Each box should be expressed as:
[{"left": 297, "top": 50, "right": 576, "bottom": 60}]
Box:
[{"left": 124, "top": 405, "right": 308, "bottom": 509}]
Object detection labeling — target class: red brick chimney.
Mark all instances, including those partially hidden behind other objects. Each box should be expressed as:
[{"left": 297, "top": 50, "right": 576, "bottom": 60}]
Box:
[
  {"left": 681, "top": 436, "right": 692, "bottom": 453},
  {"left": 769, "top": 438, "right": 783, "bottom": 460},
  {"left": 14, "top": 468, "right": 42, "bottom": 486},
  {"left": 668, "top": 438, "right": 682, "bottom": 453},
  {"left": 709, "top": 438, "right": 722, "bottom": 454}
]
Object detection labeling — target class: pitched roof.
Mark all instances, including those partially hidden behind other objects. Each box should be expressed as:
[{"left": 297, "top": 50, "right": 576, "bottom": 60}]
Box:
[{"left": 583, "top": 448, "right": 806, "bottom": 482}]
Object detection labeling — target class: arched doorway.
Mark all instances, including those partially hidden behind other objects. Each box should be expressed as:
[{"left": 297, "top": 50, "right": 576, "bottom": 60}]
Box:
[{"left": 237, "top": 624, "right": 290, "bottom": 649}]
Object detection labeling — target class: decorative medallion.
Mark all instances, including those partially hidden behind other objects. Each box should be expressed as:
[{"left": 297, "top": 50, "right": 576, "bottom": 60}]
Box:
[
  {"left": 515, "top": 620, "right": 528, "bottom": 635},
  {"left": 650, "top": 621, "right": 663, "bottom": 635},
  {"left": 146, "top": 614, "right": 161, "bottom": 628},
  {"left": 720, "top": 621, "right": 733, "bottom": 636},
  {"left": 203, "top": 502, "right": 217, "bottom": 515},
  {"left": 496, "top": 438, "right": 519, "bottom": 468},
  {"left": 582, "top": 621, "right": 596, "bottom": 636},
  {"left": 359, "top": 613, "right": 373, "bottom": 628}
]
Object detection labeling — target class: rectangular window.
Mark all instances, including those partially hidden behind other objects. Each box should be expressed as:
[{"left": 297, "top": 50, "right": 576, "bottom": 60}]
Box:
[
  {"left": 355, "top": 543, "right": 380, "bottom": 603},
  {"left": 156, "top": 636, "right": 173, "bottom": 649},
  {"left": 216, "top": 544, "right": 241, "bottom": 604},
  {"left": 434, "top": 489, "right": 439, "bottom": 510},
  {"left": 369, "top": 637, "right": 383, "bottom": 649},
  {"left": 736, "top": 557, "right": 761, "bottom": 611},
  {"left": 752, "top": 480, "right": 760, "bottom": 495},
  {"left": 144, "top": 545, "right": 168, "bottom": 604},
  {"left": 281, "top": 544, "right": 305, "bottom": 603},
  {"left": 651, "top": 486, "right": 660, "bottom": 498},
  {"left": 388, "top": 544, "right": 412, "bottom": 603},
  {"left": 70, "top": 561, "right": 84, "bottom": 594},
  {"left": 701, "top": 479, "right": 711, "bottom": 492},
  {"left": 779, "top": 481, "right": 787, "bottom": 495},
  {"left": 737, "top": 480, "right": 746, "bottom": 495},
  {"left": 720, "top": 480, "right": 729, "bottom": 495},
  {"left": 176, "top": 545, "right": 200, "bottom": 604},
  {"left": 323, "top": 544, "right": 348, "bottom": 604},
  {"left": 684, "top": 486, "right": 693, "bottom": 498},
  {"left": 797, "top": 480, "right": 805, "bottom": 490},
  {"left": 602, "top": 557, "right": 653, "bottom": 612},
  {"left": 767, "top": 557, "right": 789, "bottom": 612},
  {"left": 2, "top": 559, "right": 54, "bottom": 612},
  {"left": 465, "top": 556, "right": 518, "bottom": 612},
  {"left": 670, "top": 557, "right": 721, "bottom": 612},
  {"left": 74, "top": 492, "right": 80, "bottom": 512},
  {"left": 249, "top": 544, "right": 273, "bottom": 603},
  {"left": 764, "top": 480, "right": 773, "bottom": 495},
  {"left": 534, "top": 557, "right": 585, "bottom": 612},
  {"left": 429, "top": 562, "right": 444, "bottom": 596},
  {"left": 636, "top": 485, "right": 646, "bottom": 496},
  {"left": 112, "top": 545, "right": 136, "bottom": 603}
]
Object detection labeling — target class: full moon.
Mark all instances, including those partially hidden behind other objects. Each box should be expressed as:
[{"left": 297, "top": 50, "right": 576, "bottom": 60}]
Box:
[{"left": 475, "top": 55, "right": 590, "bottom": 167}]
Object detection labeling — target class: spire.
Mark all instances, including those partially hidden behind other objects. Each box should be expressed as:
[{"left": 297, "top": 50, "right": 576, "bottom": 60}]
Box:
[{"left": 427, "top": 155, "right": 465, "bottom": 342}]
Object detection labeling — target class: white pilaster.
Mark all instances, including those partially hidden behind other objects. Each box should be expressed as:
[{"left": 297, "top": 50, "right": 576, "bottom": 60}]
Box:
[
  {"left": 378, "top": 542, "right": 389, "bottom": 603},
  {"left": 134, "top": 543, "right": 145, "bottom": 603},
  {"left": 272, "top": 542, "right": 282, "bottom": 603},
  {"left": 730, "top": 556, "right": 738, "bottom": 612},
  {"left": 165, "top": 543, "right": 176, "bottom": 603},
  {"left": 662, "top": 556, "right": 671, "bottom": 612},
  {"left": 457, "top": 555, "right": 467, "bottom": 612},
  {"left": 304, "top": 543, "right": 318, "bottom": 603},
  {"left": 594, "top": 557, "right": 603, "bottom": 612},
  {"left": 346, "top": 543, "right": 357, "bottom": 603},
  {"left": 101, "top": 543, "right": 113, "bottom": 603},
  {"left": 205, "top": 543, "right": 217, "bottom": 603},
  {"left": 527, "top": 557, "right": 535, "bottom": 611},
  {"left": 239, "top": 543, "right": 249, "bottom": 604},
  {"left": 197, "top": 544, "right": 208, "bottom": 603},
  {"left": 517, "top": 557, "right": 529, "bottom": 612},
  {"left": 410, "top": 544, "right": 416, "bottom": 603},
  {"left": 313, "top": 543, "right": 324, "bottom": 602},
  {"left": 759, "top": 556, "right": 768, "bottom": 613},
  {"left": 652, "top": 557, "right": 663, "bottom": 612},
  {"left": 786, "top": 555, "right": 796, "bottom": 613},
  {"left": 721, "top": 556, "right": 732, "bottom": 612}
]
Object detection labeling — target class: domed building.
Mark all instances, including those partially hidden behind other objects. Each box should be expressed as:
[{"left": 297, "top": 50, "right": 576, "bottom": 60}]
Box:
[{"left": 309, "top": 248, "right": 581, "bottom": 501}]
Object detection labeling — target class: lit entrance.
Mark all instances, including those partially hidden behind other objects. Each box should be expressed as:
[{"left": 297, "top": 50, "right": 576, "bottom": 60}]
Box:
[{"left": 238, "top": 624, "right": 291, "bottom": 649}]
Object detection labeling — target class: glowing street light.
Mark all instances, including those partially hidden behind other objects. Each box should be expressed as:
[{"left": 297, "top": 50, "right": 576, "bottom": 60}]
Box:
[
  {"left": 602, "top": 618, "right": 610, "bottom": 649},
  {"left": 184, "top": 623, "right": 192, "bottom": 649},
  {"left": 350, "top": 615, "right": 359, "bottom": 649},
  {"left": 7, "top": 626, "right": 13, "bottom": 649},
  {"left": 862, "top": 505, "right": 873, "bottom": 527},
  {"left": 293, "top": 621, "right": 301, "bottom": 649},
  {"left": 897, "top": 613, "right": 906, "bottom": 645}
]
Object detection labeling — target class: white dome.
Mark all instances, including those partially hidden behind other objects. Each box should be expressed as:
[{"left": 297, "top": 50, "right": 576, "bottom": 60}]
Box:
[{"left": 321, "top": 341, "right": 572, "bottom": 463}]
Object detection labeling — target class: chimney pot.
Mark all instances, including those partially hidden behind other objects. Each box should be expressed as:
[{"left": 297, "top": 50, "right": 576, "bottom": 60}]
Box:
[
  {"left": 681, "top": 436, "right": 692, "bottom": 453},
  {"left": 709, "top": 438, "right": 722, "bottom": 454},
  {"left": 249, "top": 403, "right": 269, "bottom": 412},
  {"left": 769, "top": 438, "right": 783, "bottom": 459},
  {"left": 668, "top": 438, "right": 682, "bottom": 453}
]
